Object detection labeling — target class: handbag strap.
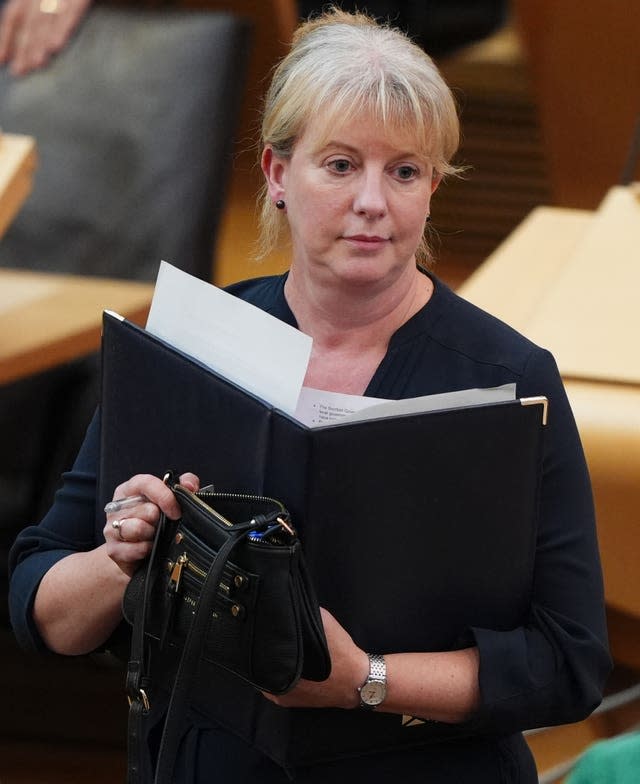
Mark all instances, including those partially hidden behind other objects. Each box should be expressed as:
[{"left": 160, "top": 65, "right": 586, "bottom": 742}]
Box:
[
  {"left": 152, "top": 523, "right": 252, "bottom": 784},
  {"left": 126, "top": 511, "right": 167, "bottom": 784},
  {"left": 125, "top": 502, "right": 260, "bottom": 784}
]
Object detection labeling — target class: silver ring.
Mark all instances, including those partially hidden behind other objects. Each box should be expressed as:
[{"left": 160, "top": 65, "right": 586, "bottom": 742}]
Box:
[
  {"left": 111, "top": 518, "right": 126, "bottom": 542},
  {"left": 40, "top": 0, "right": 61, "bottom": 13}
]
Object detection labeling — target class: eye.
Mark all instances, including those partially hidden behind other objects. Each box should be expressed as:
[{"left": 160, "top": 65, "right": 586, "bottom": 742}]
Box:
[
  {"left": 327, "top": 158, "right": 353, "bottom": 174},
  {"left": 394, "top": 164, "right": 419, "bottom": 181}
]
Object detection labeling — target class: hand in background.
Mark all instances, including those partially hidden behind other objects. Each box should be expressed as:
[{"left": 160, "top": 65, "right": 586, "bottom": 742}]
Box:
[{"left": 0, "top": 0, "right": 91, "bottom": 76}]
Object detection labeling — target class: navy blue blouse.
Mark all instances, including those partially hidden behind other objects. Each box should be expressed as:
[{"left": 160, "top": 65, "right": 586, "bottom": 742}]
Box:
[{"left": 9, "top": 273, "right": 611, "bottom": 783}]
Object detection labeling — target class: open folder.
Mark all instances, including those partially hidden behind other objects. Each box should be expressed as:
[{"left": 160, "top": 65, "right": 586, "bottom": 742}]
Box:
[
  {"left": 100, "top": 310, "right": 548, "bottom": 762},
  {"left": 100, "top": 310, "right": 547, "bottom": 658}
]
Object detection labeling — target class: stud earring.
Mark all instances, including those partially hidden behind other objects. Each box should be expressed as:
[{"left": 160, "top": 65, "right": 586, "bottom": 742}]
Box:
[{"left": 275, "top": 199, "right": 286, "bottom": 210}]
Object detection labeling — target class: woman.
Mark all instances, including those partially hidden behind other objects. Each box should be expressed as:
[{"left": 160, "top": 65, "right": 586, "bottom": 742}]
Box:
[{"left": 9, "top": 8, "right": 611, "bottom": 782}]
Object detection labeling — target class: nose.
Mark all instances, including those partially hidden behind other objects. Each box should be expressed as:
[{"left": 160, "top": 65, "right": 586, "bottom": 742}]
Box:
[{"left": 352, "top": 169, "right": 387, "bottom": 219}]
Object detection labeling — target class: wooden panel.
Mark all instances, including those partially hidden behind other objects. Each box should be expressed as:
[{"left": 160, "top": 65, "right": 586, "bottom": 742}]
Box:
[
  {"left": 513, "top": 0, "right": 640, "bottom": 209},
  {"left": 456, "top": 205, "right": 591, "bottom": 330},
  {"left": 436, "top": 26, "right": 550, "bottom": 272},
  {"left": 527, "top": 719, "right": 606, "bottom": 778},
  {"left": 526, "top": 187, "right": 640, "bottom": 384},
  {"left": 0, "top": 133, "right": 36, "bottom": 239},
  {"left": 608, "top": 608, "right": 640, "bottom": 672},
  {"left": 458, "top": 187, "right": 640, "bottom": 384},
  {"left": 567, "top": 383, "right": 640, "bottom": 620},
  {"left": 0, "top": 268, "right": 153, "bottom": 385}
]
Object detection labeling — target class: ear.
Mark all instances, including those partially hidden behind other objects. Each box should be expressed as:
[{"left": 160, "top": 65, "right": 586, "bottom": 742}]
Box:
[
  {"left": 261, "top": 145, "right": 288, "bottom": 202},
  {"left": 430, "top": 170, "right": 443, "bottom": 195}
]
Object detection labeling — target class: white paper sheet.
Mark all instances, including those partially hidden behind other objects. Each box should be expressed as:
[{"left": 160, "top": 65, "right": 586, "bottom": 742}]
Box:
[
  {"left": 295, "top": 383, "right": 516, "bottom": 428},
  {"left": 145, "top": 263, "right": 515, "bottom": 426},
  {"left": 294, "top": 387, "right": 388, "bottom": 426},
  {"left": 146, "top": 262, "right": 312, "bottom": 415}
]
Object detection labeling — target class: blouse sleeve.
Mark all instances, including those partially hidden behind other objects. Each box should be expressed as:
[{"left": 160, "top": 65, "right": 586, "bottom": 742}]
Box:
[
  {"left": 470, "top": 348, "right": 612, "bottom": 732},
  {"left": 8, "top": 410, "right": 101, "bottom": 653}
]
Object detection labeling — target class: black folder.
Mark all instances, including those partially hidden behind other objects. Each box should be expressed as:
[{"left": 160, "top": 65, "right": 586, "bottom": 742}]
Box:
[
  {"left": 100, "top": 310, "right": 546, "bottom": 654},
  {"left": 99, "top": 310, "right": 547, "bottom": 762}
]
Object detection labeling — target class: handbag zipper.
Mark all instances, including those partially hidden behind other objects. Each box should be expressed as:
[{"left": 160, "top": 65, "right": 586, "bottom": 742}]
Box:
[
  {"left": 177, "top": 485, "right": 291, "bottom": 530},
  {"left": 186, "top": 558, "right": 206, "bottom": 579},
  {"left": 168, "top": 553, "right": 236, "bottom": 596},
  {"left": 168, "top": 553, "right": 188, "bottom": 594}
]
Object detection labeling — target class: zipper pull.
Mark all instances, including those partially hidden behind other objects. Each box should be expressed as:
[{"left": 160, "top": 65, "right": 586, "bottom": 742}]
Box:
[
  {"left": 247, "top": 516, "right": 296, "bottom": 544},
  {"left": 277, "top": 516, "right": 295, "bottom": 536},
  {"left": 161, "top": 552, "right": 187, "bottom": 650},
  {"left": 168, "top": 553, "right": 188, "bottom": 595}
]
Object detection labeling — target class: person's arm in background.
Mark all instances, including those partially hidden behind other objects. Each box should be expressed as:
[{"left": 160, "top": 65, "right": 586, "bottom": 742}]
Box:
[{"left": 0, "top": 0, "right": 91, "bottom": 76}]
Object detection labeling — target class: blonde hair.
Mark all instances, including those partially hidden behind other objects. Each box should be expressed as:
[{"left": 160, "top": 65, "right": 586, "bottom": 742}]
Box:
[{"left": 258, "top": 7, "right": 461, "bottom": 264}]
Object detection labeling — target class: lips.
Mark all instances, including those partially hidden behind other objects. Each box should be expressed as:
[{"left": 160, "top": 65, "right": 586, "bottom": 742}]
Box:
[
  {"left": 345, "top": 234, "right": 389, "bottom": 242},
  {"left": 343, "top": 234, "right": 391, "bottom": 251}
]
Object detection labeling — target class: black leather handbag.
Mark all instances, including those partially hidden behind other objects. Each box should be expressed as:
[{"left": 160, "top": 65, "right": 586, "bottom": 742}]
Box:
[{"left": 123, "top": 473, "right": 331, "bottom": 784}]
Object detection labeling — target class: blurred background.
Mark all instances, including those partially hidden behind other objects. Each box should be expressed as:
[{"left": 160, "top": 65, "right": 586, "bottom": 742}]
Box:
[{"left": 0, "top": 1, "right": 639, "bottom": 781}]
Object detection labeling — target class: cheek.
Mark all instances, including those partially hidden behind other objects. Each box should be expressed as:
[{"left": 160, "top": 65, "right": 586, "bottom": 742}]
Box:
[
  {"left": 400, "top": 203, "right": 431, "bottom": 240},
  {"left": 299, "top": 193, "right": 342, "bottom": 234},
  {"left": 390, "top": 185, "right": 431, "bottom": 230},
  {"left": 288, "top": 202, "right": 332, "bottom": 250}
]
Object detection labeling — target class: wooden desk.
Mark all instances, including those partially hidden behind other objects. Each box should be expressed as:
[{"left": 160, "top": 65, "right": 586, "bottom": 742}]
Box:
[
  {"left": 0, "top": 268, "right": 154, "bottom": 386},
  {"left": 458, "top": 186, "right": 640, "bottom": 384},
  {"left": 0, "top": 133, "right": 37, "bottom": 239}
]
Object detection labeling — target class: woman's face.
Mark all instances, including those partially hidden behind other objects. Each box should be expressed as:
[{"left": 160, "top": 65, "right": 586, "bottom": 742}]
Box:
[{"left": 263, "top": 113, "right": 440, "bottom": 289}]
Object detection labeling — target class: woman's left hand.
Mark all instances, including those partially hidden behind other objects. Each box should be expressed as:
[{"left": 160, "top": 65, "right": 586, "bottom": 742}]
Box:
[{"left": 262, "top": 608, "right": 370, "bottom": 710}]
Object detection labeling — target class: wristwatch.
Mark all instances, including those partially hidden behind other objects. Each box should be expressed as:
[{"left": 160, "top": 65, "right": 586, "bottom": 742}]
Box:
[{"left": 358, "top": 653, "right": 387, "bottom": 709}]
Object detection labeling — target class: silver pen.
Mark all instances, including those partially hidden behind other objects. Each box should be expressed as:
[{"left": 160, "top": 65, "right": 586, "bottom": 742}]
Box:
[{"left": 104, "top": 494, "right": 149, "bottom": 515}]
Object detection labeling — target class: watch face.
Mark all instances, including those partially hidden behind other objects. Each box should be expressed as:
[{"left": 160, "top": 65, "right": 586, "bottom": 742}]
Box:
[{"left": 360, "top": 680, "right": 386, "bottom": 706}]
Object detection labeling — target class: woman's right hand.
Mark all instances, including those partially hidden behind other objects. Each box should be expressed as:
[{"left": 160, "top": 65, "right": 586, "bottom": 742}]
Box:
[
  {"left": 0, "top": 0, "right": 92, "bottom": 76},
  {"left": 103, "top": 472, "right": 199, "bottom": 578}
]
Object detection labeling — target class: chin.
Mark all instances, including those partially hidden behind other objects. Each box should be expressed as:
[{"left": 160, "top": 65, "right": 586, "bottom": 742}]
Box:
[
  {"left": 332, "top": 266, "right": 393, "bottom": 288},
  {"left": 331, "top": 255, "right": 409, "bottom": 287}
]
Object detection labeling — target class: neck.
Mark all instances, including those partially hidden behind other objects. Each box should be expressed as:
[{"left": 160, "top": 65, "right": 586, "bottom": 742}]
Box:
[{"left": 284, "top": 263, "right": 433, "bottom": 351}]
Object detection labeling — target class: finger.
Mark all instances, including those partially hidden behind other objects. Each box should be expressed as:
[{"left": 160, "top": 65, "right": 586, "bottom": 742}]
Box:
[
  {"left": 103, "top": 517, "right": 146, "bottom": 547},
  {"left": 0, "top": 0, "right": 25, "bottom": 62},
  {"left": 108, "top": 538, "right": 153, "bottom": 571},
  {"left": 111, "top": 517, "right": 157, "bottom": 544},
  {"left": 10, "top": 0, "right": 89, "bottom": 74},
  {"left": 42, "top": 13, "right": 80, "bottom": 57},
  {"left": 9, "top": 23, "right": 41, "bottom": 74},
  {"left": 103, "top": 528, "right": 152, "bottom": 579},
  {"left": 178, "top": 472, "right": 200, "bottom": 493},
  {"left": 11, "top": 10, "right": 58, "bottom": 73},
  {"left": 50, "top": 0, "right": 90, "bottom": 50},
  {"left": 112, "top": 474, "right": 182, "bottom": 520},
  {"left": 13, "top": 43, "right": 49, "bottom": 73},
  {"left": 105, "top": 500, "right": 160, "bottom": 527},
  {"left": 103, "top": 515, "right": 157, "bottom": 577}
]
